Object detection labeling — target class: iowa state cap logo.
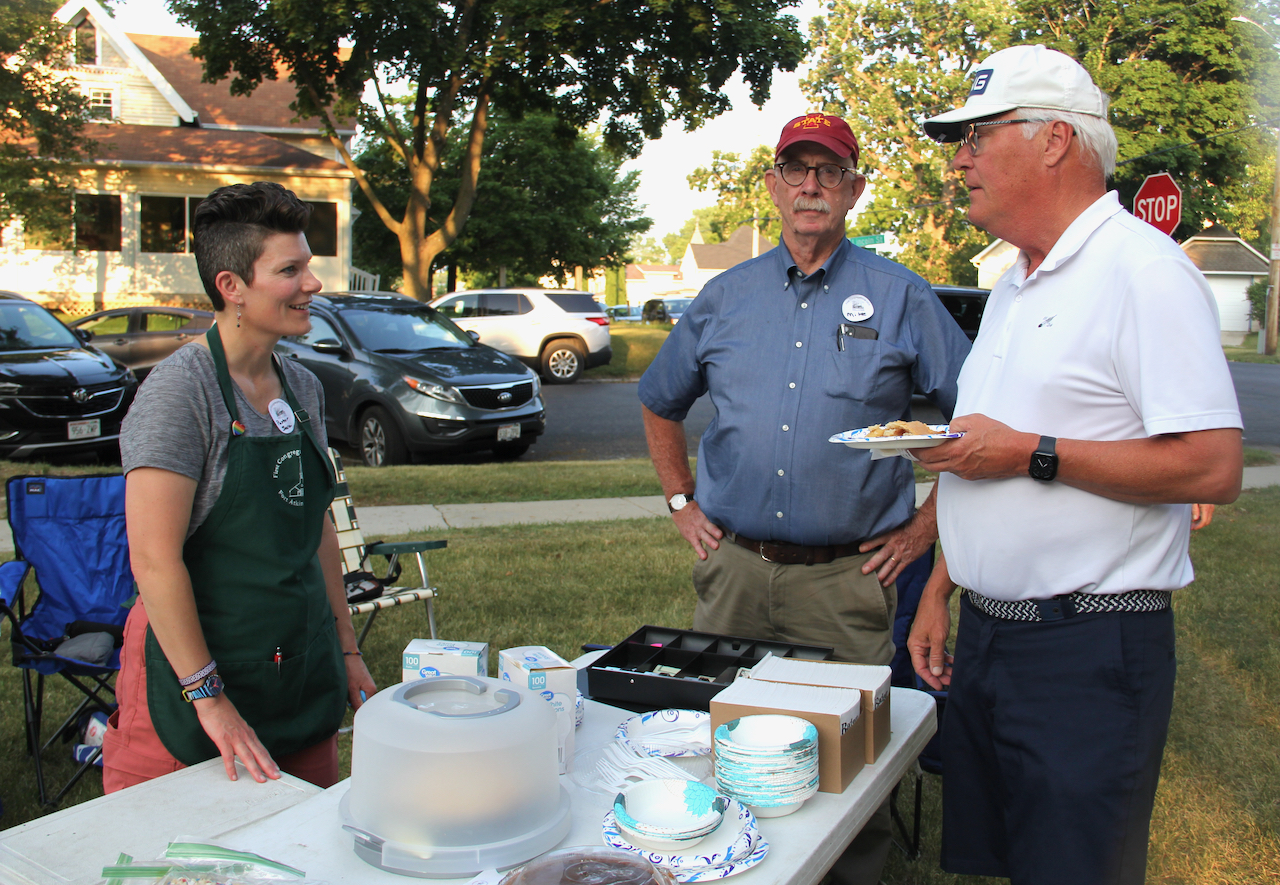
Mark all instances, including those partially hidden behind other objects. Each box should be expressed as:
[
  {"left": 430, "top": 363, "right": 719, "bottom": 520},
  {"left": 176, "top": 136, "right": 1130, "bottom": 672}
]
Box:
[
  {"left": 969, "top": 69, "right": 993, "bottom": 95},
  {"left": 794, "top": 113, "right": 831, "bottom": 130}
]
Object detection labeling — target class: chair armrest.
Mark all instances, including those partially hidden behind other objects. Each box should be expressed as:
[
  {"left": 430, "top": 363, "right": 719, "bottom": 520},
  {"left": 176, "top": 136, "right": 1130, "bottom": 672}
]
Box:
[
  {"left": 366, "top": 540, "right": 448, "bottom": 556},
  {"left": 0, "top": 560, "right": 31, "bottom": 609}
]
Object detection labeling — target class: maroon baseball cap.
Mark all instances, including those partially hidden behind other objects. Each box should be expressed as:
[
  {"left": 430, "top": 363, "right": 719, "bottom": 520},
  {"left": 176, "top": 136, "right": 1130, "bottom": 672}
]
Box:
[{"left": 776, "top": 113, "right": 860, "bottom": 165}]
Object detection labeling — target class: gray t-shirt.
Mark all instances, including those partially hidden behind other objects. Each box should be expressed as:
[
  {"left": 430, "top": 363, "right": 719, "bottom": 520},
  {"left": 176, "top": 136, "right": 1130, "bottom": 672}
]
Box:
[{"left": 121, "top": 343, "right": 328, "bottom": 539}]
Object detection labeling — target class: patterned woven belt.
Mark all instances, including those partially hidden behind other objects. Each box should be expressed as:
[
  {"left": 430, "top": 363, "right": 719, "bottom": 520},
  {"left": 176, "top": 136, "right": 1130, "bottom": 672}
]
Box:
[{"left": 964, "top": 588, "right": 1172, "bottom": 622}]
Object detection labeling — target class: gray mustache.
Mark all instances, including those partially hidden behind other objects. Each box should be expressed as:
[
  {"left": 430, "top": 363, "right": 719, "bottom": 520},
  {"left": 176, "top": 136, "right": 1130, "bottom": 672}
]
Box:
[{"left": 793, "top": 196, "right": 831, "bottom": 213}]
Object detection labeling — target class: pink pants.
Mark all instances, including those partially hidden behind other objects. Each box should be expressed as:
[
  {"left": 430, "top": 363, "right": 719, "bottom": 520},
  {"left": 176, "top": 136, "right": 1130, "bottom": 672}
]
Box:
[{"left": 102, "top": 599, "right": 340, "bottom": 792}]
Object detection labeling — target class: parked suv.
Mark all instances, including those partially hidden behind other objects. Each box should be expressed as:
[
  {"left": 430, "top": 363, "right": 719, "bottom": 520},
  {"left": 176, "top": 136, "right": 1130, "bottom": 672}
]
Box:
[
  {"left": 274, "top": 293, "right": 546, "bottom": 466},
  {"left": 68, "top": 306, "right": 213, "bottom": 380},
  {"left": 0, "top": 291, "right": 138, "bottom": 459},
  {"left": 930, "top": 285, "right": 991, "bottom": 341},
  {"left": 430, "top": 289, "right": 612, "bottom": 384}
]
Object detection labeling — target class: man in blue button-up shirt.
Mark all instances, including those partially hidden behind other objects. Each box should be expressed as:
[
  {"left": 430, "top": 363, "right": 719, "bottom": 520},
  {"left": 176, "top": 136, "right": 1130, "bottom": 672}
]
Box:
[{"left": 640, "top": 113, "right": 970, "bottom": 884}]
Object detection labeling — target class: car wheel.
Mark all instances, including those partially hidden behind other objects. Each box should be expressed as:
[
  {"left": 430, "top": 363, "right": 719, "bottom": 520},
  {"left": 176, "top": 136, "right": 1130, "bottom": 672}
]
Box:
[
  {"left": 541, "top": 339, "right": 584, "bottom": 384},
  {"left": 491, "top": 442, "right": 531, "bottom": 460},
  {"left": 359, "top": 406, "right": 408, "bottom": 467}
]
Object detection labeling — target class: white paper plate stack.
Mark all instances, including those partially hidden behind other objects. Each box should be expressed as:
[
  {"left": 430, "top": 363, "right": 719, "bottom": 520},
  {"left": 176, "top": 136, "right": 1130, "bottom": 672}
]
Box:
[
  {"left": 713, "top": 714, "right": 819, "bottom": 818},
  {"left": 602, "top": 798, "right": 770, "bottom": 881}
]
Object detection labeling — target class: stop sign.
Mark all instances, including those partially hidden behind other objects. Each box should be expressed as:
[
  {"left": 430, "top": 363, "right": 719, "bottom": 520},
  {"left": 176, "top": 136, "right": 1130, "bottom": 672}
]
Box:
[{"left": 1133, "top": 173, "right": 1182, "bottom": 236}]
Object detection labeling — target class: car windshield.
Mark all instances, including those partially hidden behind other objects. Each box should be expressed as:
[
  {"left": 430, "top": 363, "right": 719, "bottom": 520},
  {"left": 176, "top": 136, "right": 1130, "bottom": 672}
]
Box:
[
  {"left": 0, "top": 302, "right": 81, "bottom": 351},
  {"left": 338, "top": 306, "right": 472, "bottom": 352}
]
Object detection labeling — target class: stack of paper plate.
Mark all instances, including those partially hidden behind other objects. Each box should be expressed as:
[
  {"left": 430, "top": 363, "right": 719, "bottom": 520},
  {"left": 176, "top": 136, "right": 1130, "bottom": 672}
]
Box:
[
  {"left": 602, "top": 798, "right": 770, "bottom": 881},
  {"left": 713, "top": 714, "right": 819, "bottom": 818}
]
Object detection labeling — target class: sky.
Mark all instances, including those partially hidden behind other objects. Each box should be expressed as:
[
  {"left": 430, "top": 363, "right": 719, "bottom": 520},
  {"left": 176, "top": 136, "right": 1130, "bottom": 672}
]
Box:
[{"left": 106, "top": 0, "right": 830, "bottom": 243}]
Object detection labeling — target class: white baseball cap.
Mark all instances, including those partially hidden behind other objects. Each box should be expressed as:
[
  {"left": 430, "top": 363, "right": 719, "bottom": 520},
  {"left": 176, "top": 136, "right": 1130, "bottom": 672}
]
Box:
[{"left": 923, "top": 44, "right": 1108, "bottom": 143}]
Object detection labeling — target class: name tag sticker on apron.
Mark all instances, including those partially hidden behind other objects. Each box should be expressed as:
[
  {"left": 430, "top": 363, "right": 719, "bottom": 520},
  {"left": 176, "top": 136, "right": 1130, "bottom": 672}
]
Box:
[
  {"left": 268, "top": 398, "right": 296, "bottom": 434},
  {"left": 842, "top": 295, "right": 874, "bottom": 322}
]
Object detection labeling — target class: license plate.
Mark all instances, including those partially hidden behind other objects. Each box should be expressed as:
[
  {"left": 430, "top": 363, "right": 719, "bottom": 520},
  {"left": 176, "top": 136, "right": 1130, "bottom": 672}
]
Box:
[
  {"left": 68, "top": 419, "right": 101, "bottom": 440},
  {"left": 497, "top": 423, "right": 521, "bottom": 442}
]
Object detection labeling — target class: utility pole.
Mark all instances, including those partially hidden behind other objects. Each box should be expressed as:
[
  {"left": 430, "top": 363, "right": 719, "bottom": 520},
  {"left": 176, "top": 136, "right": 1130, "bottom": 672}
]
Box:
[{"left": 1267, "top": 139, "right": 1279, "bottom": 354}]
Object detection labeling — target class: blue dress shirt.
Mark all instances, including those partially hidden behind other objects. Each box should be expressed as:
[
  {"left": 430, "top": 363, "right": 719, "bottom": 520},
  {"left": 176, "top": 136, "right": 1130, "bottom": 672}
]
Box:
[{"left": 639, "top": 238, "right": 971, "bottom": 545}]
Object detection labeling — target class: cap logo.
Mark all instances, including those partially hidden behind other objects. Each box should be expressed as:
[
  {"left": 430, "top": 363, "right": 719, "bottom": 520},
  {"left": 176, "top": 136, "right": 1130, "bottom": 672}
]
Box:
[
  {"left": 795, "top": 113, "right": 830, "bottom": 130},
  {"left": 969, "top": 69, "right": 993, "bottom": 95}
]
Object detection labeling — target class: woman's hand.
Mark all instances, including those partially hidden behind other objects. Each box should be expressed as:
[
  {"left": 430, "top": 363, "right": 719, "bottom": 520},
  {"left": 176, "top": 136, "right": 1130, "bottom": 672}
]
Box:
[
  {"left": 346, "top": 653, "right": 377, "bottom": 710},
  {"left": 192, "top": 692, "right": 280, "bottom": 782}
]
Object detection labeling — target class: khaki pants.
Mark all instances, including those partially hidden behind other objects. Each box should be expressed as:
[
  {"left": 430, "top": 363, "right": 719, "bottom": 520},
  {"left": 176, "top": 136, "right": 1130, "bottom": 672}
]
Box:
[
  {"left": 692, "top": 535, "right": 896, "bottom": 885},
  {"left": 692, "top": 534, "right": 896, "bottom": 665}
]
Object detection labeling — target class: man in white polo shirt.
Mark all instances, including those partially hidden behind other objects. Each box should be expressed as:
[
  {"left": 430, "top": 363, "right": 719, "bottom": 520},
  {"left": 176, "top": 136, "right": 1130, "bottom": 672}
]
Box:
[{"left": 907, "top": 45, "right": 1243, "bottom": 885}]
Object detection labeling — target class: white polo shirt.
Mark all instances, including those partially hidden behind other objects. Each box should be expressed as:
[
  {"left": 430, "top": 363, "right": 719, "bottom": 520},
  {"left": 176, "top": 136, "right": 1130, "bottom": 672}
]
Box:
[{"left": 938, "top": 192, "right": 1242, "bottom": 601}]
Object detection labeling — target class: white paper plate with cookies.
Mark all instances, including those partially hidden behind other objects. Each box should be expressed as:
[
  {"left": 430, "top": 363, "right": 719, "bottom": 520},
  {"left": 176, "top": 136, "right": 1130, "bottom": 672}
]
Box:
[{"left": 830, "top": 421, "right": 962, "bottom": 460}]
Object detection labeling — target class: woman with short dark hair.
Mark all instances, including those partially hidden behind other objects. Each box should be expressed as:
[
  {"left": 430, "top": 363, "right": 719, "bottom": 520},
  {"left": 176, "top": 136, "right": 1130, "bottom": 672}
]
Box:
[{"left": 102, "top": 182, "right": 375, "bottom": 789}]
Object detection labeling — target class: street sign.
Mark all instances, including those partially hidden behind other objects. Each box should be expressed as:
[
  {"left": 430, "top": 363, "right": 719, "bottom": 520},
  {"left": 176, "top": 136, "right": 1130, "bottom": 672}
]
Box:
[
  {"left": 1133, "top": 173, "right": 1182, "bottom": 236},
  {"left": 849, "top": 234, "right": 885, "bottom": 247}
]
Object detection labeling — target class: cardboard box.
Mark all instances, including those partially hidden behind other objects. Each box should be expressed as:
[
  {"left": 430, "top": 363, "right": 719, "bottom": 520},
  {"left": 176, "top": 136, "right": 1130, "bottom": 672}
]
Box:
[
  {"left": 749, "top": 657, "right": 892, "bottom": 763},
  {"left": 401, "top": 639, "right": 488, "bottom": 681},
  {"left": 711, "top": 678, "right": 865, "bottom": 793},
  {"left": 499, "top": 646, "right": 576, "bottom": 773}
]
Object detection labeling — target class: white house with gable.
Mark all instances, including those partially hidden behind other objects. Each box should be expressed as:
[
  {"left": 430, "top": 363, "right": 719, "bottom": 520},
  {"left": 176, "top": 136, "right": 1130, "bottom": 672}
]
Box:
[{"left": 0, "top": 0, "right": 357, "bottom": 316}]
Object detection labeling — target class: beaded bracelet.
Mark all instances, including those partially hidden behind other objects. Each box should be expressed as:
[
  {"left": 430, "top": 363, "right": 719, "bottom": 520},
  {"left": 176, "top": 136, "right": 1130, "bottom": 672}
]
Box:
[
  {"left": 343, "top": 650, "right": 362, "bottom": 656},
  {"left": 179, "top": 659, "right": 217, "bottom": 687}
]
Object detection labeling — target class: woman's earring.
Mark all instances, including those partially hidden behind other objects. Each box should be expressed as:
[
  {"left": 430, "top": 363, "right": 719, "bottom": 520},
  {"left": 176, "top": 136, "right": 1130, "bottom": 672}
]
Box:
[{"left": 236, "top": 304, "right": 241, "bottom": 328}]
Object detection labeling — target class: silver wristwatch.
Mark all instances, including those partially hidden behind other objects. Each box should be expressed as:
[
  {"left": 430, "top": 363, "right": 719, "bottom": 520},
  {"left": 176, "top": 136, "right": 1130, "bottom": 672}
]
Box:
[{"left": 668, "top": 493, "right": 694, "bottom": 513}]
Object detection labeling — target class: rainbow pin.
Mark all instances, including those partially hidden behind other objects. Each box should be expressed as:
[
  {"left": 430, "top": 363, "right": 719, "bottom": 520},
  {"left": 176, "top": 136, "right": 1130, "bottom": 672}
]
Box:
[{"left": 231, "top": 420, "right": 246, "bottom": 436}]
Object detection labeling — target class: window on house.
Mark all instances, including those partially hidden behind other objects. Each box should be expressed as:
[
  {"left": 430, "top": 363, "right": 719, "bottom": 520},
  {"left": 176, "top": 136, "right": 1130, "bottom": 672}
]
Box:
[
  {"left": 140, "top": 196, "right": 188, "bottom": 252},
  {"left": 23, "top": 193, "right": 121, "bottom": 251},
  {"left": 74, "top": 20, "right": 97, "bottom": 65},
  {"left": 304, "top": 202, "right": 338, "bottom": 257},
  {"left": 88, "top": 89, "right": 113, "bottom": 120},
  {"left": 74, "top": 194, "right": 122, "bottom": 251}
]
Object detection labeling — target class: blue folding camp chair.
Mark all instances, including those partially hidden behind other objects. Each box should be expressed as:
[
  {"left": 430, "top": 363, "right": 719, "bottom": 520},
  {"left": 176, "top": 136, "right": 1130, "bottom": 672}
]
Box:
[{"left": 0, "top": 474, "right": 134, "bottom": 806}]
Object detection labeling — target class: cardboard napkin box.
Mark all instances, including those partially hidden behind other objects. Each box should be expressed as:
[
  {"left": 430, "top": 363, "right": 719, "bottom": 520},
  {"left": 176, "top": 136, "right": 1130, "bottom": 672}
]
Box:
[
  {"left": 710, "top": 677, "right": 865, "bottom": 793},
  {"left": 498, "top": 646, "right": 576, "bottom": 772},
  {"left": 401, "top": 639, "right": 489, "bottom": 681},
  {"left": 749, "top": 657, "right": 892, "bottom": 763}
]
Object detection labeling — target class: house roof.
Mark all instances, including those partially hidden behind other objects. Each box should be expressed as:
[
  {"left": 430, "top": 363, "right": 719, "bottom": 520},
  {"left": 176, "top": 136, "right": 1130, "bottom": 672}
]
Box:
[
  {"left": 688, "top": 225, "right": 774, "bottom": 271},
  {"left": 1181, "top": 225, "right": 1268, "bottom": 275},
  {"left": 83, "top": 124, "right": 351, "bottom": 175},
  {"left": 127, "top": 34, "right": 355, "bottom": 134}
]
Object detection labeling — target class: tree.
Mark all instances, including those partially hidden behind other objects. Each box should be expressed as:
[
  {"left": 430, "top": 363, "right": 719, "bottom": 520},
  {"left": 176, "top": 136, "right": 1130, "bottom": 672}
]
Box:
[
  {"left": 628, "top": 235, "right": 670, "bottom": 265},
  {"left": 352, "top": 110, "right": 651, "bottom": 290},
  {"left": 804, "top": 0, "right": 1280, "bottom": 283},
  {"left": 168, "top": 0, "right": 807, "bottom": 299},
  {"left": 687, "top": 145, "right": 784, "bottom": 237},
  {"left": 804, "top": 0, "right": 1010, "bottom": 283},
  {"left": 0, "top": 0, "right": 94, "bottom": 233}
]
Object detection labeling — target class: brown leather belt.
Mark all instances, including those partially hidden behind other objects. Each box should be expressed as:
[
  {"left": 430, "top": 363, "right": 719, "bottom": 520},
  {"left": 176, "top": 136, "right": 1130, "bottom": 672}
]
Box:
[{"left": 731, "top": 532, "right": 868, "bottom": 566}]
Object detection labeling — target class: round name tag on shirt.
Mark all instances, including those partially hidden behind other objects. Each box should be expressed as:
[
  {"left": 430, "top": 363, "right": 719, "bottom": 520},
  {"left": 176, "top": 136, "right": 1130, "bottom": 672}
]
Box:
[
  {"left": 267, "top": 398, "right": 296, "bottom": 434},
  {"left": 842, "top": 294, "right": 874, "bottom": 322}
]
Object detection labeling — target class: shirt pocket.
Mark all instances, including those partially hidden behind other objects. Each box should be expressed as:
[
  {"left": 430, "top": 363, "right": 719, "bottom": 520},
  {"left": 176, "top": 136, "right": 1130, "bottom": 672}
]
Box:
[{"left": 822, "top": 337, "right": 885, "bottom": 404}]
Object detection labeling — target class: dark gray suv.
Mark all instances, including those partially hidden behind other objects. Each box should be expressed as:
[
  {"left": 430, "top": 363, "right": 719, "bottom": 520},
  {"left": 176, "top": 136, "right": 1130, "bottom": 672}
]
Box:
[{"left": 274, "top": 293, "right": 546, "bottom": 466}]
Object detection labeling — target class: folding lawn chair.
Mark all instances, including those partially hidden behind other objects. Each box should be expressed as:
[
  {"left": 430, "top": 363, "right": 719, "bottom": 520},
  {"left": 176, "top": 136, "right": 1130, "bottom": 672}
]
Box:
[
  {"left": 327, "top": 448, "right": 446, "bottom": 648},
  {"left": 0, "top": 474, "right": 134, "bottom": 806}
]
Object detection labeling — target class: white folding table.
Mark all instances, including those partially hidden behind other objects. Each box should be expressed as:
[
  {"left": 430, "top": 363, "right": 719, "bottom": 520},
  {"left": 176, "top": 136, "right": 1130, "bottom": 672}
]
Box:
[{"left": 0, "top": 688, "right": 936, "bottom": 885}]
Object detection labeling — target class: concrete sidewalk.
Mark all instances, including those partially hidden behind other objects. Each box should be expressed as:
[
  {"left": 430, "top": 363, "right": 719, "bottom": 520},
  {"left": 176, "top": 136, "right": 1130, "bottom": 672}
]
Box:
[{"left": 2, "top": 466, "right": 1278, "bottom": 554}]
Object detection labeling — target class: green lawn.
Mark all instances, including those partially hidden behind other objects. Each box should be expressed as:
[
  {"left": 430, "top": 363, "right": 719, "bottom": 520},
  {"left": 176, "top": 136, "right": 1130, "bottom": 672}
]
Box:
[
  {"left": 1223, "top": 333, "right": 1280, "bottom": 365},
  {"left": 3, "top": 489, "right": 1279, "bottom": 885},
  {"left": 584, "top": 323, "right": 673, "bottom": 380}
]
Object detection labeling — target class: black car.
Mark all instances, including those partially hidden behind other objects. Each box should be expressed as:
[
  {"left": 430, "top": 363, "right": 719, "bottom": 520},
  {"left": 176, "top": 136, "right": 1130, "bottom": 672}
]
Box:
[
  {"left": 68, "top": 306, "right": 213, "bottom": 379},
  {"left": 931, "top": 285, "right": 991, "bottom": 341},
  {"left": 274, "top": 292, "right": 546, "bottom": 466},
  {"left": 0, "top": 292, "right": 138, "bottom": 459}
]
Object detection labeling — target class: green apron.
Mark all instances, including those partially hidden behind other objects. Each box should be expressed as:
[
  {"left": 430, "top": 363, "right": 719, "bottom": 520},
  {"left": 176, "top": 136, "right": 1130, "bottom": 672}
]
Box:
[{"left": 145, "top": 324, "right": 346, "bottom": 765}]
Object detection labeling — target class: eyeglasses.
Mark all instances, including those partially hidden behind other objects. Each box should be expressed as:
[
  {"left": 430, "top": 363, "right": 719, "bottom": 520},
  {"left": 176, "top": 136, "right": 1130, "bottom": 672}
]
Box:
[
  {"left": 773, "top": 161, "right": 856, "bottom": 189},
  {"left": 955, "top": 119, "right": 1034, "bottom": 156}
]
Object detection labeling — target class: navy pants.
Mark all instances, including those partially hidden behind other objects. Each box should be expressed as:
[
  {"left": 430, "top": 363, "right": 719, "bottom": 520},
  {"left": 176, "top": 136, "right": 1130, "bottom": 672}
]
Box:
[{"left": 941, "top": 594, "right": 1176, "bottom": 885}]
